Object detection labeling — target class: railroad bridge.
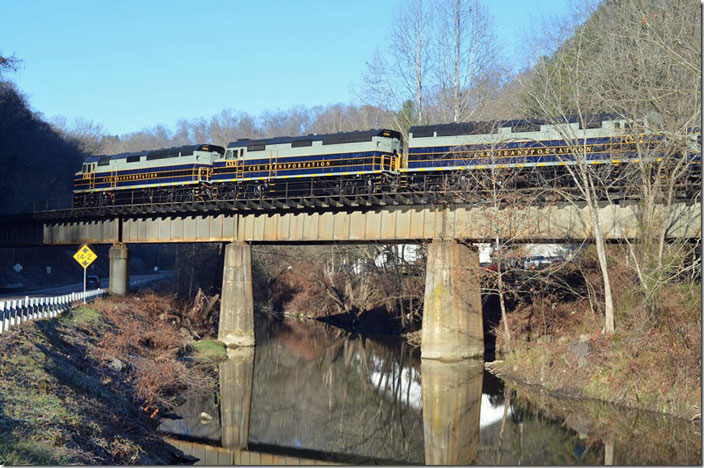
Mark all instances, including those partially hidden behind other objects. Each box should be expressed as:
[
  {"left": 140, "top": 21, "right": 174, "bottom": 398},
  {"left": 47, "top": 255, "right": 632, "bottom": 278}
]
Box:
[{"left": 0, "top": 192, "right": 699, "bottom": 359}]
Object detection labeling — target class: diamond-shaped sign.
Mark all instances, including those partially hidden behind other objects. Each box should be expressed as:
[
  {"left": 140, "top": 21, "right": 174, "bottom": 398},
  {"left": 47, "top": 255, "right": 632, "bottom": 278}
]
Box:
[
  {"left": 13, "top": 263, "right": 22, "bottom": 273},
  {"left": 73, "top": 244, "right": 97, "bottom": 269}
]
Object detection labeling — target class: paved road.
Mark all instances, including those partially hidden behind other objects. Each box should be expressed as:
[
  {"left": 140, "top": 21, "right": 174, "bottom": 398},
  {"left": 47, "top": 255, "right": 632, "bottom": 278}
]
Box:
[{"left": 0, "top": 272, "right": 172, "bottom": 300}]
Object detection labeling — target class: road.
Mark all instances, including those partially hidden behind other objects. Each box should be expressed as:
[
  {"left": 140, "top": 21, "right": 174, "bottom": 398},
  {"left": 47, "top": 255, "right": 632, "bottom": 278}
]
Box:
[{"left": 0, "top": 272, "right": 172, "bottom": 300}]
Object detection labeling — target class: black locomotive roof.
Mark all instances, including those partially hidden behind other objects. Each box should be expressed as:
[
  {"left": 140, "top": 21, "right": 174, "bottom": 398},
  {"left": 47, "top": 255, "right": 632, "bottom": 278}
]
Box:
[
  {"left": 410, "top": 114, "right": 619, "bottom": 138},
  {"left": 227, "top": 129, "right": 401, "bottom": 150},
  {"left": 84, "top": 144, "right": 224, "bottom": 163}
]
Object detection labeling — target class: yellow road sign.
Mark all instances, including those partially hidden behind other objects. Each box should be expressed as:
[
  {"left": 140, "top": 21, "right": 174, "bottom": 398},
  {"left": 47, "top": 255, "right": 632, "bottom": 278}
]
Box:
[{"left": 73, "top": 244, "right": 97, "bottom": 269}]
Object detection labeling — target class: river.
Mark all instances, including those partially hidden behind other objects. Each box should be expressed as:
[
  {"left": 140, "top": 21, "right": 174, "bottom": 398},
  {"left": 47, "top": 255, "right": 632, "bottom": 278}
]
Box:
[{"left": 159, "top": 315, "right": 702, "bottom": 465}]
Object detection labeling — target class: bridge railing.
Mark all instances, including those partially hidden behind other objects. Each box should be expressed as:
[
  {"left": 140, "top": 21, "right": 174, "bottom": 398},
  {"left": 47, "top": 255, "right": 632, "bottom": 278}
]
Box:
[{"left": 0, "top": 289, "right": 106, "bottom": 334}]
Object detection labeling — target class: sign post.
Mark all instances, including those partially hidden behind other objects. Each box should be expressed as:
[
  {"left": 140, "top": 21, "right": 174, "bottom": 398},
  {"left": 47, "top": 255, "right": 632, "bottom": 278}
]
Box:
[
  {"left": 12, "top": 263, "right": 22, "bottom": 285},
  {"left": 73, "top": 244, "right": 98, "bottom": 304}
]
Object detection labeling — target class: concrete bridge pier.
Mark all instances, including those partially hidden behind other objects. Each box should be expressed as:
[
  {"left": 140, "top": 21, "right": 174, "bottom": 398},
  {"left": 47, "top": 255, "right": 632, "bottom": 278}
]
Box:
[
  {"left": 218, "top": 242, "right": 255, "bottom": 347},
  {"left": 108, "top": 243, "right": 129, "bottom": 295},
  {"left": 421, "top": 239, "right": 483, "bottom": 360}
]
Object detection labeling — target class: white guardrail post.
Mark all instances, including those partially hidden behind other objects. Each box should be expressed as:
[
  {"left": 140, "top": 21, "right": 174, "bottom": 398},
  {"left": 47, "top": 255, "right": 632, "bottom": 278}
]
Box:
[{"left": 0, "top": 288, "right": 108, "bottom": 334}]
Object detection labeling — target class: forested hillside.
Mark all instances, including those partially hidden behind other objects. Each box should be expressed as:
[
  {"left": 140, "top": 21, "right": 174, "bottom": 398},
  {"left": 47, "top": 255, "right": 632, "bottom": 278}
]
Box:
[{"left": 0, "top": 81, "right": 85, "bottom": 213}]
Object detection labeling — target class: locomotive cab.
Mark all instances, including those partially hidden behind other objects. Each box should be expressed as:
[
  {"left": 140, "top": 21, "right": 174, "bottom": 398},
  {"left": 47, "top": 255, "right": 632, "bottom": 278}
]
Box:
[{"left": 72, "top": 144, "right": 225, "bottom": 208}]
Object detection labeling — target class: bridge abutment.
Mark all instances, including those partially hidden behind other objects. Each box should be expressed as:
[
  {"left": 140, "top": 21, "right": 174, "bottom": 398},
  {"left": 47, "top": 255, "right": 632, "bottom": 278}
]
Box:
[
  {"left": 421, "top": 240, "right": 483, "bottom": 359},
  {"left": 218, "top": 242, "right": 255, "bottom": 347},
  {"left": 108, "top": 243, "right": 129, "bottom": 295}
]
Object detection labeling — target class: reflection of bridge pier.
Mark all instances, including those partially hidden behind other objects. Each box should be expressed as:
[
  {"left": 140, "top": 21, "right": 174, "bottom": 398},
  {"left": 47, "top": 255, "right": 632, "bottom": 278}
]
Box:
[
  {"left": 421, "top": 358, "right": 483, "bottom": 465},
  {"left": 219, "top": 346, "right": 255, "bottom": 450}
]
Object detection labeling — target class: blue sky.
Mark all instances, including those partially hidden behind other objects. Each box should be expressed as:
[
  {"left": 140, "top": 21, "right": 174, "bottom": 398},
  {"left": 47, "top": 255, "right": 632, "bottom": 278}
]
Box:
[{"left": 1, "top": 0, "right": 570, "bottom": 135}]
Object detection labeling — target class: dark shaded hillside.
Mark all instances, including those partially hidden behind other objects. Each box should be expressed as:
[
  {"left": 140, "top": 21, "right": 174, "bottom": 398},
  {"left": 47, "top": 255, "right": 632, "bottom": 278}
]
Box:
[
  {"left": 0, "top": 81, "right": 100, "bottom": 289},
  {"left": 0, "top": 81, "right": 85, "bottom": 214}
]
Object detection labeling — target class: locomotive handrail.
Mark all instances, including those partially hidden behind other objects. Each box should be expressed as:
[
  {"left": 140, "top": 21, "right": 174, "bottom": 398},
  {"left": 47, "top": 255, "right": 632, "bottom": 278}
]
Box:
[
  {"left": 5, "top": 156, "right": 700, "bottom": 222},
  {"left": 0, "top": 288, "right": 106, "bottom": 335}
]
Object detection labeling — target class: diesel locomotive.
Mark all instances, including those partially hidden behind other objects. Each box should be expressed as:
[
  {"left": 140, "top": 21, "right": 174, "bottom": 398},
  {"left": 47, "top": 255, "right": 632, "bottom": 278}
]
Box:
[{"left": 72, "top": 115, "right": 700, "bottom": 208}]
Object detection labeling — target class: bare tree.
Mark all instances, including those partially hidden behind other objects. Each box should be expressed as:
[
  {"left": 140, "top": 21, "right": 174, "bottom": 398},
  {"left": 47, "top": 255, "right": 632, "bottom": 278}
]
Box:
[
  {"left": 456, "top": 152, "right": 555, "bottom": 353},
  {"left": 50, "top": 116, "right": 107, "bottom": 155},
  {"left": 0, "top": 52, "right": 19, "bottom": 76},
  {"left": 260, "top": 106, "right": 312, "bottom": 137},
  {"left": 579, "top": 0, "right": 701, "bottom": 319},
  {"left": 392, "top": 0, "right": 432, "bottom": 124},
  {"left": 432, "top": 0, "right": 501, "bottom": 123},
  {"left": 359, "top": 0, "right": 433, "bottom": 136},
  {"left": 521, "top": 0, "right": 701, "bottom": 332}
]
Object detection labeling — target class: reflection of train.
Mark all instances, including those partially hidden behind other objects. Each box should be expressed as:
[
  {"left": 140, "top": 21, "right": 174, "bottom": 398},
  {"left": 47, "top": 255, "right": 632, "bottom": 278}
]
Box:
[{"left": 72, "top": 115, "right": 700, "bottom": 207}]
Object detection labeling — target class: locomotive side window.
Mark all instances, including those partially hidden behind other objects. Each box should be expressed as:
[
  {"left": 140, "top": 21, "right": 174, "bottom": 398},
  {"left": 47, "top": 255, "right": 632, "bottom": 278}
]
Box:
[
  {"left": 291, "top": 139, "right": 313, "bottom": 148},
  {"left": 126, "top": 155, "right": 141, "bottom": 163}
]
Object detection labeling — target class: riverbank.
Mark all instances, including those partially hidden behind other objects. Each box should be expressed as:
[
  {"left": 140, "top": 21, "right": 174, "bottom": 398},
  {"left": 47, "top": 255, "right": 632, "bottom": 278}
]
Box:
[
  {"left": 486, "top": 282, "right": 702, "bottom": 422},
  {"left": 495, "top": 376, "right": 701, "bottom": 465},
  {"left": 0, "top": 293, "right": 224, "bottom": 464}
]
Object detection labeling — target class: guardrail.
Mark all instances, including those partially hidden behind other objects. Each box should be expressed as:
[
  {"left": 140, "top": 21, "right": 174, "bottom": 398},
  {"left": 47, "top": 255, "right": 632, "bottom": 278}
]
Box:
[{"left": 0, "top": 288, "right": 106, "bottom": 334}]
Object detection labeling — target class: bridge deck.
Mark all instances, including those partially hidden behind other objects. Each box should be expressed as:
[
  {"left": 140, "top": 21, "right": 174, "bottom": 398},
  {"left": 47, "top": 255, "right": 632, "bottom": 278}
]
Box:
[{"left": 0, "top": 199, "right": 699, "bottom": 246}]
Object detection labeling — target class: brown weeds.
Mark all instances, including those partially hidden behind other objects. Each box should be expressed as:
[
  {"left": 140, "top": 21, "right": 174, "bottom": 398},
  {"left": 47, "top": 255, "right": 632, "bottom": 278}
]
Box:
[
  {"left": 93, "top": 293, "right": 212, "bottom": 410},
  {"left": 491, "top": 242, "right": 702, "bottom": 419}
]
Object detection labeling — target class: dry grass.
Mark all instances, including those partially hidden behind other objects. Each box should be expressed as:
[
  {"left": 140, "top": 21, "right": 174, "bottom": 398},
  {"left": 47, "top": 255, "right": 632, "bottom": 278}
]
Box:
[
  {"left": 0, "top": 294, "right": 206, "bottom": 464},
  {"left": 93, "top": 293, "right": 213, "bottom": 410},
  {"left": 493, "top": 260, "right": 702, "bottom": 420}
]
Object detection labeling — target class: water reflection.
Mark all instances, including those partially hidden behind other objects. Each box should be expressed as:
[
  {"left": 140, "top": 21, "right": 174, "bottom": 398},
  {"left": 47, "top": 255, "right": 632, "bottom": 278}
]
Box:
[
  {"left": 421, "top": 359, "right": 482, "bottom": 465},
  {"left": 247, "top": 318, "right": 425, "bottom": 463},
  {"left": 219, "top": 347, "right": 254, "bottom": 450},
  {"left": 160, "top": 316, "right": 701, "bottom": 465}
]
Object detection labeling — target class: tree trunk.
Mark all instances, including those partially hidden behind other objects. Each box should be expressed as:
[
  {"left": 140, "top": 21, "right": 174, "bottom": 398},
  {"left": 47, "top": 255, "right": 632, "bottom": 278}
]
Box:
[
  {"left": 589, "top": 201, "right": 615, "bottom": 332},
  {"left": 498, "top": 270, "right": 511, "bottom": 354},
  {"left": 453, "top": 0, "right": 461, "bottom": 123},
  {"left": 496, "top": 238, "right": 511, "bottom": 353}
]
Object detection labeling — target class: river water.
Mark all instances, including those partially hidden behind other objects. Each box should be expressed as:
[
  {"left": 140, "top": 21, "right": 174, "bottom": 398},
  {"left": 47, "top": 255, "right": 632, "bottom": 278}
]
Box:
[{"left": 159, "top": 316, "right": 702, "bottom": 465}]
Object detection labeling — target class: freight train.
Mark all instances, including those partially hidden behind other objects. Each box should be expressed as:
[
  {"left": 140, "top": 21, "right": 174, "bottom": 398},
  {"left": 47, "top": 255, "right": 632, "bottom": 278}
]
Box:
[{"left": 72, "top": 115, "right": 700, "bottom": 208}]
